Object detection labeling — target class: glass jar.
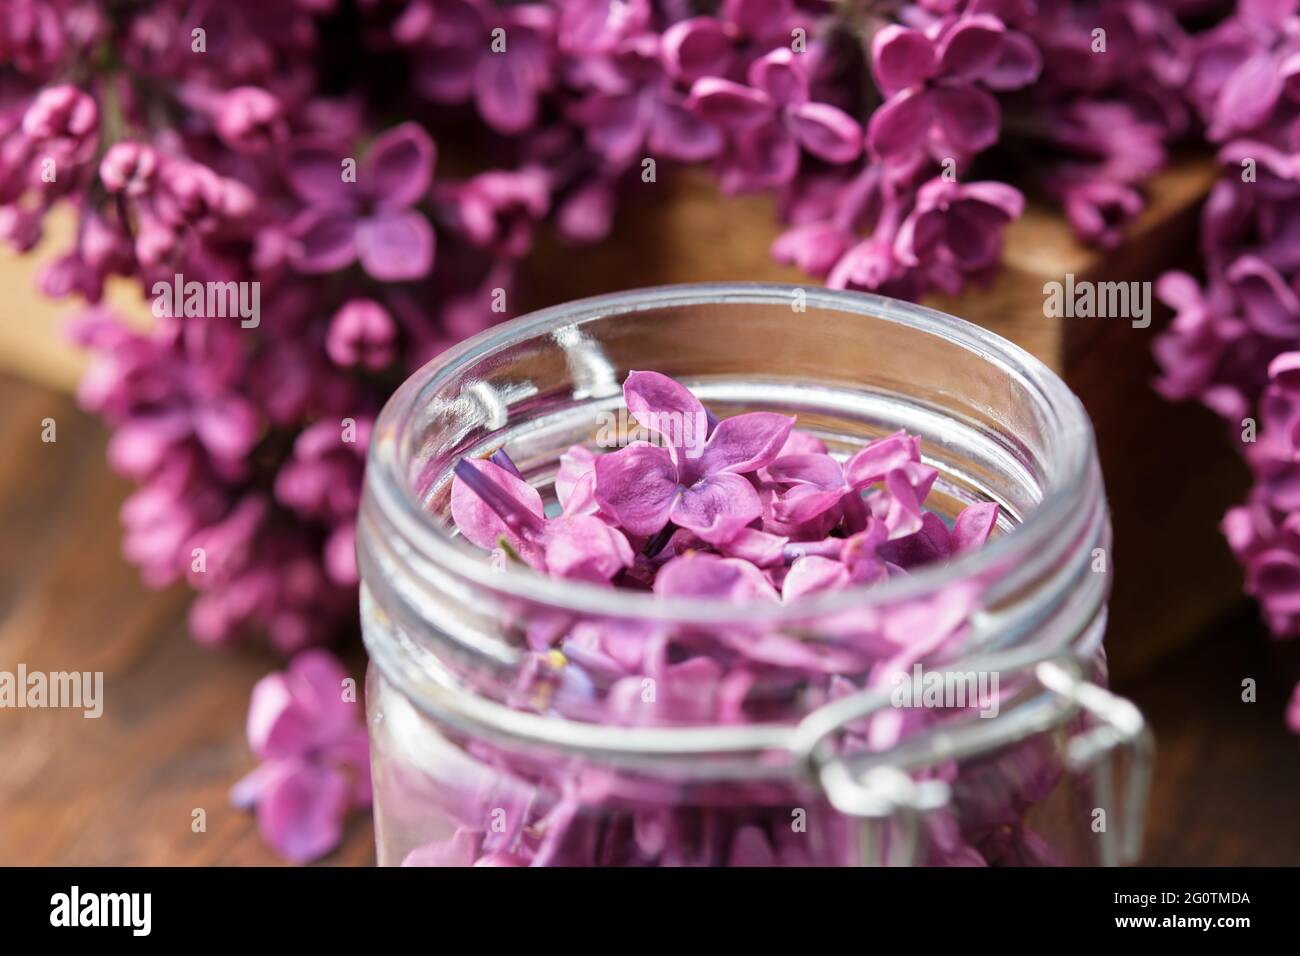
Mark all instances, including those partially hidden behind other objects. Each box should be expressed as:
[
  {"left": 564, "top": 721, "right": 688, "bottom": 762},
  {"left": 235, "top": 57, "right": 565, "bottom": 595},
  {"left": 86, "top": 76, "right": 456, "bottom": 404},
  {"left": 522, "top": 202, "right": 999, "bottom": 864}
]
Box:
[{"left": 358, "top": 283, "right": 1152, "bottom": 867}]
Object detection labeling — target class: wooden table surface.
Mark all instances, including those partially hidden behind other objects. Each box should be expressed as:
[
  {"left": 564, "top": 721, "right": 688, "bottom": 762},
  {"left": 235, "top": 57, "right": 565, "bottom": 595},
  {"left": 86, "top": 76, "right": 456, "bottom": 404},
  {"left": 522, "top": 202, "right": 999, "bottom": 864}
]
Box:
[{"left": 1, "top": 371, "right": 1297, "bottom": 866}]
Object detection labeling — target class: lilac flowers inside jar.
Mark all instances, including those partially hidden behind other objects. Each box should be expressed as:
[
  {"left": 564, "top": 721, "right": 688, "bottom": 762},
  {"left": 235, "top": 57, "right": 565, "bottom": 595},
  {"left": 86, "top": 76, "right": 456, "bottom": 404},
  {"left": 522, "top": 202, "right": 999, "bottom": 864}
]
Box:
[{"left": 358, "top": 284, "right": 1151, "bottom": 867}]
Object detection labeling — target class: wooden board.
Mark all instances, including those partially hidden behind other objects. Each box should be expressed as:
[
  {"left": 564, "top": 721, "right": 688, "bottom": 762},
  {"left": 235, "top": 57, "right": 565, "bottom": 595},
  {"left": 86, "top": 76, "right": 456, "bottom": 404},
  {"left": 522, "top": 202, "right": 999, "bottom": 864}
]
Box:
[
  {"left": 0, "top": 375, "right": 372, "bottom": 865},
  {"left": 0, "top": 205, "right": 151, "bottom": 393}
]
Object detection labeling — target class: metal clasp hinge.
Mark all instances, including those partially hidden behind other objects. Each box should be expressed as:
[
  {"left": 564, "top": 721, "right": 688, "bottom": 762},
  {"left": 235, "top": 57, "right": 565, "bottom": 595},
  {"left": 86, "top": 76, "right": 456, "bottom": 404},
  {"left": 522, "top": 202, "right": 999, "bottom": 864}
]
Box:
[
  {"left": 1036, "top": 660, "right": 1154, "bottom": 867},
  {"left": 792, "top": 656, "right": 1154, "bottom": 866}
]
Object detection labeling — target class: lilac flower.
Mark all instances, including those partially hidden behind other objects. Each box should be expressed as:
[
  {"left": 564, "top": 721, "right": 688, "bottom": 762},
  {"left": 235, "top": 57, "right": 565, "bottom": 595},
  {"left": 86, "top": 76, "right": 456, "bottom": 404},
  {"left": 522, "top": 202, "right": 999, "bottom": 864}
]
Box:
[
  {"left": 1038, "top": 102, "right": 1168, "bottom": 249},
  {"left": 594, "top": 371, "right": 794, "bottom": 544},
  {"left": 442, "top": 167, "right": 551, "bottom": 259},
  {"left": 764, "top": 456, "right": 848, "bottom": 530},
  {"left": 1051, "top": 177, "right": 1145, "bottom": 251},
  {"left": 399, "top": 0, "right": 556, "bottom": 135},
  {"left": 1153, "top": 271, "right": 1251, "bottom": 413},
  {"left": 1187, "top": 0, "right": 1300, "bottom": 141},
  {"left": 212, "top": 86, "right": 287, "bottom": 155},
  {"left": 1010, "top": 1, "right": 1193, "bottom": 242},
  {"left": 867, "top": 15, "right": 1037, "bottom": 166},
  {"left": 450, "top": 457, "right": 635, "bottom": 583},
  {"left": 1045, "top": 102, "right": 1168, "bottom": 189},
  {"left": 570, "top": 35, "right": 723, "bottom": 168},
  {"left": 190, "top": 533, "right": 354, "bottom": 654},
  {"left": 893, "top": 178, "right": 1025, "bottom": 294},
  {"left": 285, "top": 123, "right": 437, "bottom": 281},
  {"left": 765, "top": 429, "right": 942, "bottom": 539},
  {"left": 325, "top": 299, "right": 398, "bottom": 371},
  {"left": 103, "top": 381, "right": 261, "bottom": 486},
  {"left": 21, "top": 84, "right": 98, "bottom": 163},
  {"left": 1, "top": 3, "right": 76, "bottom": 75},
  {"left": 687, "top": 48, "right": 862, "bottom": 193},
  {"left": 231, "top": 650, "right": 370, "bottom": 863},
  {"left": 450, "top": 373, "right": 1002, "bottom": 613},
  {"left": 1150, "top": 0, "right": 1300, "bottom": 742},
  {"left": 96, "top": 149, "right": 257, "bottom": 268},
  {"left": 274, "top": 418, "right": 370, "bottom": 526}
]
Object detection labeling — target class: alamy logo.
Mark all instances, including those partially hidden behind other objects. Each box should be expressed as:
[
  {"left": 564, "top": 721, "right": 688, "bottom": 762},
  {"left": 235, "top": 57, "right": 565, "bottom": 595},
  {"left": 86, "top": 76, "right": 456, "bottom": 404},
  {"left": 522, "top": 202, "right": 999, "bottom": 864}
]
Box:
[
  {"left": 0, "top": 664, "right": 102, "bottom": 718},
  {"left": 151, "top": 272, "right": 260, "bottom": 328},
  {"left": 50, "top": 886, "right": 151, "bottom": 936},
  {"left": 889, "top": 664, "right": 1000, "bottom": 718},
  {"left": 1042, "top": 273, "right": 1151, "bottom": 329}
]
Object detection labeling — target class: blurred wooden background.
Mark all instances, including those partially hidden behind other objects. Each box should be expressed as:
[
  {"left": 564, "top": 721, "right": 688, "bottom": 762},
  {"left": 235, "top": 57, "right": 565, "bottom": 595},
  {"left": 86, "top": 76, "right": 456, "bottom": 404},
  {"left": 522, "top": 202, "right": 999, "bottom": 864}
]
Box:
[{"left": 2, "top": 160, "right": 1299, "bottom": 864}]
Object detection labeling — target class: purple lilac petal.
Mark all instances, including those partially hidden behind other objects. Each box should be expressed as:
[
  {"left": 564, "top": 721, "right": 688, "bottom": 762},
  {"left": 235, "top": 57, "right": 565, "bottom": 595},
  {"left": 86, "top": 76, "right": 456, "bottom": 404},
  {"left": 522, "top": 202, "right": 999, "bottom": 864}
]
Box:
[
  {"left": 953, "top": 502, "right": 1000, "bottom": 552},
  {"left": 623, "top": 370, "right": 708, "bottom": 464},
  {"left": 450, "top": 458, "right": 546, "bottom": 561},
  {"left": 692, "top": 412, "right": 795, "bottom": 478},
  {"left": 871, "top": 25, "right": 937, "bottom": 97},
  {"left": 256, "top": 761, "right": 352, "bottom": 863},
  {"left": 844, "top": 432, "right": 918, "bottom": 487},
  {"left": 782, "top": 555, "right": 850, "bottom": 600},
  {"left": 355, "top": 210, "right": 436, "bottom": 281},
  {"left": 288, "top": 208, "right": 357, "bottom": 273},
  {"left": 719, "top": 527, "right": 788, "bottom": 567},
  {"left": 687, "top": 78, "right": 772, "bottom": 131},
  {"left": 543, "top": 514, "right": 634, "bottom": 582},
  {"left": 747, "top": 49, "right": 807, "bottom": 107},
  {"left": 867, "top": 88, "right": 932, "bottom": 160},
  {"left": 936, "top": 14, "right": 1006, "bottom": 81},
  {"left": 786, "top": 103, "right": 864, "bottom": 165},
  {"left": 670, "top": 471, "right": 763, "bottom": 545},
  {"left": 662, "top": 17, "right": 733, "bottom": 83},
  {"left": 363, "top": 123, "right": 436, "bottom": 208},
  {"left": 653, "top": 553, "right": 780, "bottom": 602},
  {"left": 592, "top": 441, "right": 681, "bottom": 537}
]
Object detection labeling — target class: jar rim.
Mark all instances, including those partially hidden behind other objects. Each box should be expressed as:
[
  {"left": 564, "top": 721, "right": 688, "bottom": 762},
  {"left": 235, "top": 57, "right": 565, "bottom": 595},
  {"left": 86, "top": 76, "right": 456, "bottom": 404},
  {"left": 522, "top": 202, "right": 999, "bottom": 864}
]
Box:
[{"left": 366, "top": 282, "right": 1096, "bottom": 624}]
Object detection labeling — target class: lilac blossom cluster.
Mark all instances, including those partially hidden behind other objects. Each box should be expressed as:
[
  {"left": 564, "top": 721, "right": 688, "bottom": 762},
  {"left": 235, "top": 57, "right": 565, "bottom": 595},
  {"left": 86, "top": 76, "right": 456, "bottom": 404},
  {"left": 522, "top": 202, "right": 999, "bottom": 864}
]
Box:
[
  {"left": 410, "top": 370, "right": 1071, "bottom": 867},
  {"left": 1150, "top": 0, "right": 1300, "bottom": 734},
  {"left": 1008, "top": 0, "right": 1195, "bottom": 250},
  {"left": 0, "top": 0, "right": 1194, "bottom": 859},
  {"left": 451, "top": 370, "right": 1000, "bottom": 601}
]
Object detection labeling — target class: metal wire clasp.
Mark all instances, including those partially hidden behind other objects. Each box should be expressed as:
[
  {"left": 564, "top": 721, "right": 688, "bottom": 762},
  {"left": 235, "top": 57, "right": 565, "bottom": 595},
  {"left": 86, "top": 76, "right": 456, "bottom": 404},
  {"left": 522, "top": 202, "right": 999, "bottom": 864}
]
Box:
[
  {"left": 1036, "top": 660, "right": 1154, "bottom": 867},
  {"left": 788, "top": 681, "right": 952, "bottom": 867},
  {"left": 789, "top": 655, "right": 1154, "bottom": 866}
]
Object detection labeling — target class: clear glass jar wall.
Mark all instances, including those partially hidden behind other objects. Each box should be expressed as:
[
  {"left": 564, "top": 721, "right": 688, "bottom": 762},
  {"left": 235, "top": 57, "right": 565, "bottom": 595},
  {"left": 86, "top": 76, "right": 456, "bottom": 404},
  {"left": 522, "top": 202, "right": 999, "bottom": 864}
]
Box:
[{"left": 358, "top": 284, "right": 1152, "bottom": 867}]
